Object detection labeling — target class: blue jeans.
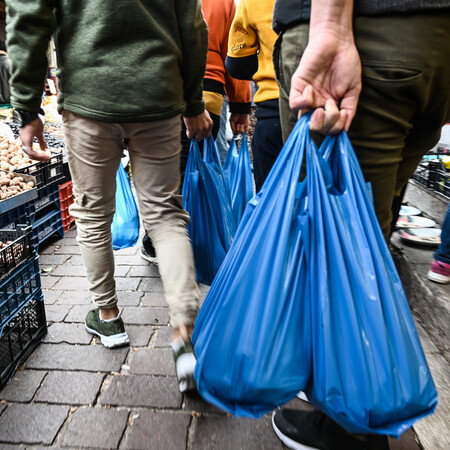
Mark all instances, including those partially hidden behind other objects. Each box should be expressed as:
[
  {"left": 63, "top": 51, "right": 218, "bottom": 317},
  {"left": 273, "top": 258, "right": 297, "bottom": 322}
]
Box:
[{"left": 434, "top": 204, "right": 450, "bottom": 264}]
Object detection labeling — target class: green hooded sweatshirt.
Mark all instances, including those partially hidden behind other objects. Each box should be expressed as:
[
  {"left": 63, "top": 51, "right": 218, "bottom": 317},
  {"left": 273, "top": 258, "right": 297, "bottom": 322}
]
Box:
[{"left": 6, "top": 0, "right": 208, "bottom": 122}]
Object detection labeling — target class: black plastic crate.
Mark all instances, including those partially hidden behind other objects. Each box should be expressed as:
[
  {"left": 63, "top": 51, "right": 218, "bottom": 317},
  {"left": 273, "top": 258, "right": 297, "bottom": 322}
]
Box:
[
  {"left": 0, "top": 202, "right": 33, "bottom": 230},
  {"left": 0, "top": 225, "right": 35, "bottom": 278},
  {"left": 0, "top": 296, "right": 47, "bottom": 391},
  {"left": 0, "top": 256, "right": 41, "bottom": 330},
  {"left": 13, "top": 152, "right": 63, "bottom": 189}
]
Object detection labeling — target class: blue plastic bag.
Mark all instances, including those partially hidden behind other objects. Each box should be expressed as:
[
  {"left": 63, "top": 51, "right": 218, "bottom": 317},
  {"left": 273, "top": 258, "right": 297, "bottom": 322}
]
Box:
[
  {"left": 223, "top": 133, "right": 254, "bottom": 224},
  {"left": 192, "top": 118, "right": 313, "bottom": 417},
  {"left": 111, "top": 163, "right": 140, "bottom": 250},
  {"left": 182, "top": 139, "right": 236, "bottom": 285},
  {"left": 304, "top": 129, "right": 438, "bottom": 437}
]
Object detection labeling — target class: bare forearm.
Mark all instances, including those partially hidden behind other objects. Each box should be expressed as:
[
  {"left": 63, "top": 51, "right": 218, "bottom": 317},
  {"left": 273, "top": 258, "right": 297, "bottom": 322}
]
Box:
[{"left": 310, "top": 0, "right": 354, "bottom": 39}]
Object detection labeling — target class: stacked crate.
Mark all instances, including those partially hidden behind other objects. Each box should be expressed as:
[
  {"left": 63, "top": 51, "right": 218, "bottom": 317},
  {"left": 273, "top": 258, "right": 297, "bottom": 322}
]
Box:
[
  {"left": 0, "top": 193, "right": 47, "bottom": 390},
  {"left": 58, "top": 180, "right": 75, "bottom": 233}
]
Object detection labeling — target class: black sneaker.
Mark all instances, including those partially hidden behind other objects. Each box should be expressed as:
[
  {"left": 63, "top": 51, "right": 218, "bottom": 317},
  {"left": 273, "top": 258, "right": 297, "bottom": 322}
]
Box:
[
  {"left": 272, "top": 409, "right": 389, "bottom": 450},
  {"left": 85, "top": 308, "right": 129, "bottom": 348},
  {"left": 172, "top": 336, "right": 197, "bottom": 393},
  {"left": 140, "top": 234, "right": 158, "bottom": 265}
]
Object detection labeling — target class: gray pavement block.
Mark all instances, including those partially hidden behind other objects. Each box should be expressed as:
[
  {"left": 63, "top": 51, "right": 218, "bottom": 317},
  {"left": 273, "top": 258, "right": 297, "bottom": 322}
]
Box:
[
  {"left": 118, "top": 291, "right": 143, "bottom": 307},
  {"left": 151, "top": 326, "right": 173, "bottom": 348},
  {"left": 53, "top": 276, "right": 90, "bottom": 291},
  {"left": 0, "top": 403, "right": 69, "bottom": 445},
  {"left": 114, "top": 245, "right": 138, "bottom": 256},
  {"left": 64, "top": 304, "right": 92, "bottom": 323},
  {"left": 115, "top": 265, "right": 131, "bottom": 277},
  {"left": 116, "top": 277, "right": 141, "bottom": 291},
  {"left": 141, "top": 292, "right": 167, "bottom": 307},
  {"left": 25, "top": 343, "right": 129, "bottom": 372},
  {"left": 35, "top": 371, "right": 104, "bottom": 405},
  {"left": 129, "top": 348, "right": 175, "bottom": 376},
  {"left": 0, "top": 370, "right": 46, "bottom": 402},
  {"left": 64, "top": 255, "right": 85, "bottom": 266},
  {"left": 138, "top": 278, "right": 165, "bottom": 292},
  {"left": 49, "top": 265, "right": 87, "bottom": 277},
  {"left": 62, "top": 407, "right": 128, "bottom": 449},
  {"left": 101, "top": 375, "right": 182, "bottom": 408},
  {"left": 183, "top": 391, "right": 228, "bottom": 415},
  {"left": 54, "top": 245, "right": 81, "bottom": 255},
  {"left": 126, "top": 326, "right": 154, "bottom": 347},
  {"left": 44, "top": 304, "right": 71, "bottom": 323},
  {"left": 41, "top": 289, "right": 62, "bottom": 305},
  {"left": 0, "top": 403, "right": 6, "bottom": 415},
  {"left": 40, "top": 275, "right": 59, "bottom": 290},
  {"left": 39, "top": 254, "right": 71, "bottom": 266},
  {"left": 192, "top": 415, "right": 283, "bottom": 450},
  {"left": 57, "top": 290, "right": 92, "bottom": 305},
  {"left": 114, "top": 255, "right": 149, "bottom": 266},
  {"left": 59, "top": 237, "right": 78, "bottom": 246},
  {"left": 127, "top": 265, "right": 161, "bottom": 278},
  {"left": 124, "top": 411, "right": 191, "bottom": 450},
  {"left": 122, "top": 307, "right": 170, "bottom": 326},
  {"left": 44, "top": 323, "right": 92, "bottom": 344}
]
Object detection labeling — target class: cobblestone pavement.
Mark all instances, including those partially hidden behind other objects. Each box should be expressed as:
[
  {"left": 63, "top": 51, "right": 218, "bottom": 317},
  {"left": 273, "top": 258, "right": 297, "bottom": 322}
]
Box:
[{"left": 0, "top": 228, "right": 423, "bottom": 449}]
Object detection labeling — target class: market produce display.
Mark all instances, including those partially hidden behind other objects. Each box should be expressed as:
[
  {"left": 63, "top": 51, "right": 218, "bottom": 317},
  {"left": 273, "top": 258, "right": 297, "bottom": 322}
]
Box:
[{"left": 0, "top": 170, "right": 35, "bottom": 200}]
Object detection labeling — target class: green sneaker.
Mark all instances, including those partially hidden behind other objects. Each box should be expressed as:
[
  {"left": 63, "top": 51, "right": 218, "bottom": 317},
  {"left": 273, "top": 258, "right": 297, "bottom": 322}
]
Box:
[{"left": 85, "top": 309, "right": 129, "bottom": 348}]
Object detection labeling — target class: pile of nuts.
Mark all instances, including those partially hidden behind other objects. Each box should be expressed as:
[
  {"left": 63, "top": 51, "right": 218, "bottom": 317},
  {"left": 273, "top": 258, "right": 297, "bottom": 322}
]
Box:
[
  {"left": 0, "top": 171, "right": 35, "bottom": 200},
  {"left": 0, "top": 135, "right": 35, "bottom": 171}
]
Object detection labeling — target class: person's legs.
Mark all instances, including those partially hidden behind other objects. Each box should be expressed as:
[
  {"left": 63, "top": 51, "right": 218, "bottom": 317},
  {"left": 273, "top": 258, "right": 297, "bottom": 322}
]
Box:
[{"left": 62, "top": 110, "right": 129, "bottom": 347}]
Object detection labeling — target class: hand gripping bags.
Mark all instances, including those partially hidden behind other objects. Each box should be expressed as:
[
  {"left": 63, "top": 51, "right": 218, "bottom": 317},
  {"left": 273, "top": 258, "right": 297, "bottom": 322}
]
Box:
[
  {"left": 305, "top": 129, "right": 437, "bottom": 437},
  {"left": 223, "top": 133, "right": 254, "bottom": 224},
  {"left": 192, "top": 118, "right": 313, "bottom": 417},
  {"left": 193, "top": 114, "right": 437, "bottom": 436},
  {"left": 182, "top": 139, "right": 236, "bottom": 285},
  {"left": 111, "top": 163, "right": 140, "bottom": 250}
]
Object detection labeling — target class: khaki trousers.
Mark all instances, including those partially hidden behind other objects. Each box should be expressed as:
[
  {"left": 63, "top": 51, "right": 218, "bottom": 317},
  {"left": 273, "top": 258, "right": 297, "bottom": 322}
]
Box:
[
  {"left": 274, "top": 12, "right": 450, "bottom": 240},
  {"left": 64, "top": 111, "right": 198, "bottom": 328}
]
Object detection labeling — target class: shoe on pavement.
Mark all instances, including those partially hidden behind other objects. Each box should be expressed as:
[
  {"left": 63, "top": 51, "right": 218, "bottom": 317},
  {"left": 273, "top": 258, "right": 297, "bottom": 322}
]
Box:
[
  {"left": 172, "top": 336, "right": 197, "bottom": 393},
  {"left": 85, "top": 308, "right": 129, "bottom": 348},
  {"left": 428, "top": 259, "right": 450, "bottom": 284},
  {"left": 272, "top": 408, "right": 389, "bottom": 450},
  {"left": 140, "top": 234, "right": 158, "bottom": 265}
]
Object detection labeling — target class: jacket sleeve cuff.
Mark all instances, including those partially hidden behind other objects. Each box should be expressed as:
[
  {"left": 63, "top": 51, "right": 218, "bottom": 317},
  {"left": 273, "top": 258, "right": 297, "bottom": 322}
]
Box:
[
  {"left": 229, "top": 102, "right": 251, "bottom": 115},
  {"left": 225, "top": 55, "right": 258, "bottom": 81},
  {"left": 183, "top": 99, "right": 206, "bottom": 118}
]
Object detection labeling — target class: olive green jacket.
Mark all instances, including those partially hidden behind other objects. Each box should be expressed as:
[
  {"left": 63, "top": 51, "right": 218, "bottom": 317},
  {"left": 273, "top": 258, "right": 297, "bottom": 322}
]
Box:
[{"left": 6, "top": 0, "right": 208, "bottom": 122}]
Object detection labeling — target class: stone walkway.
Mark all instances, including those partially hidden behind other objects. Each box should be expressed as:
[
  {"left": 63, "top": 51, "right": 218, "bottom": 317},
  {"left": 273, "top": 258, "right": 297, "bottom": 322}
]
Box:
[{"left": 0, "top": 225, "right": 437, "bottom": 449}]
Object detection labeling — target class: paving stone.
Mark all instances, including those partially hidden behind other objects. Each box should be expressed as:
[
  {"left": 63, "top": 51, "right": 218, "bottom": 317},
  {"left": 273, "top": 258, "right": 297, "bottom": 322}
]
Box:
[
  {"left": 124, "top": 411, "right": 190, "bottom": 450},
  {"left": 122, "top": 307, "right": 169, "bottom": 325},
  {"left": 101, "top": 375, "right": 182, "bottom": 408},
  {"left": 40, "top": 276, "right": 59, "bottom": 290},
  {"left": 50, "top": 264, "right": 87, "bottom": 277},
  {"left": 127, "top": 265, "right": 160, "bottom": 278},
  {"left": 139, "top": 278, "right": 165, "bottom": 292},
  {"left": 192, "top": 415, "right": 283, "bottom": 450},
  {"left": 58, "top": 290, "right": 92, "bottom": 305},
  {"left": 118, "top": 291, "right": 143, "bottom": 307},
  {"left": 35, "top": 371, "right": 104, "bottom": 405},
  {"left": 0, "top": 403, "right": 6, "bottom": 415},
  {"left": 115, "top": 255, "right": 148, "bottom": 266},
  {"left": 62, "top": 407, "right": 128, "bottom": 449},
  {"left": 129, "top": 348, "right": 175, "bottom": 376},
  {"left": 151, "top": 326, "right": 173, "bottom": 348},
  {"left": 39, "top": 253, "right": 70, "bottom": 266},
  {"left": 0, "top": 370, "right": 46, "bottom": 402},
  {"left": 44, "top": 323, "right": 92, "bottom": 344},
  {"left": 183, "top": 391, "right": 227, "bottom": 415},
  {"left": 44, "top": 304, "right": 71, "bottom": 322},
  {"left": 114, "top": 245, "right": 138, "bottom": 256},
  {"left": 64, "top": 305, "right": 92, "bottom": 323},
  {"left": 41, "top": 289, "right": 62, "bottom": 305},
  {"left": 64, "top": 255, "right": 85, "bottom": 266},
  {"left": 55, "top": 245, "right": 81, "bottom": 255},
  {"left": 25, "top": 343, "right": 128, "bottom": 372},
  {"left": 127, "top": 326, "right": 154, "bottom": 347},
  {"left": 59, "top": 237, "right": 78, "bottom": 246},
  {"left": 116, "top": 277, "right": 140, "bottom": 291},
  {"left": 0, "top": 403, "right": 69, "bottom": 445},
  {"left": 141, "top": 292, "right": 167, "bottom": 307},
  {"left": 53, "top": 276, "right": 90, "bottom": 291}
]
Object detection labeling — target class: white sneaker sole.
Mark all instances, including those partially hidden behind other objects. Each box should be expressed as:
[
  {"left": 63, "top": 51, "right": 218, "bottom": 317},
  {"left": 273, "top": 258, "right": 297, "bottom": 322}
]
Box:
[
  {"left": 85, "top": 324, "right": 129, "bottom": 348},
  {"left": 140, "top": 248, "right": 158, "bottom": 265},
  {"left": 427, "top": 270, "right": 450, "bottom": 284},
  {"left": 271, "top": 411, "right": 318, "bottom": 450},
  {"left": 176, "top": 352, "right": 197, "bottom": 393}
]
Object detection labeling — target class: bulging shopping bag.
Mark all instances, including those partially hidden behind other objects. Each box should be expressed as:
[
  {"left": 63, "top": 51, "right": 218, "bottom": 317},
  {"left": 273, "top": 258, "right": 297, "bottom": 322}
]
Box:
[
  {"left": 182, "top": 139, "right": 236, "bottom": 285},
  {"left": 223, "top": 133, "right": 254, "bottom": 224},
  {"left": 304, "top": 125, "right": 438, "bottom": 437},
  {"left": 192, "top": 118, "right": 313, "bottom": 417},
  {"left": 111, "top": 163, "right": 140, "bottom": 250}
]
